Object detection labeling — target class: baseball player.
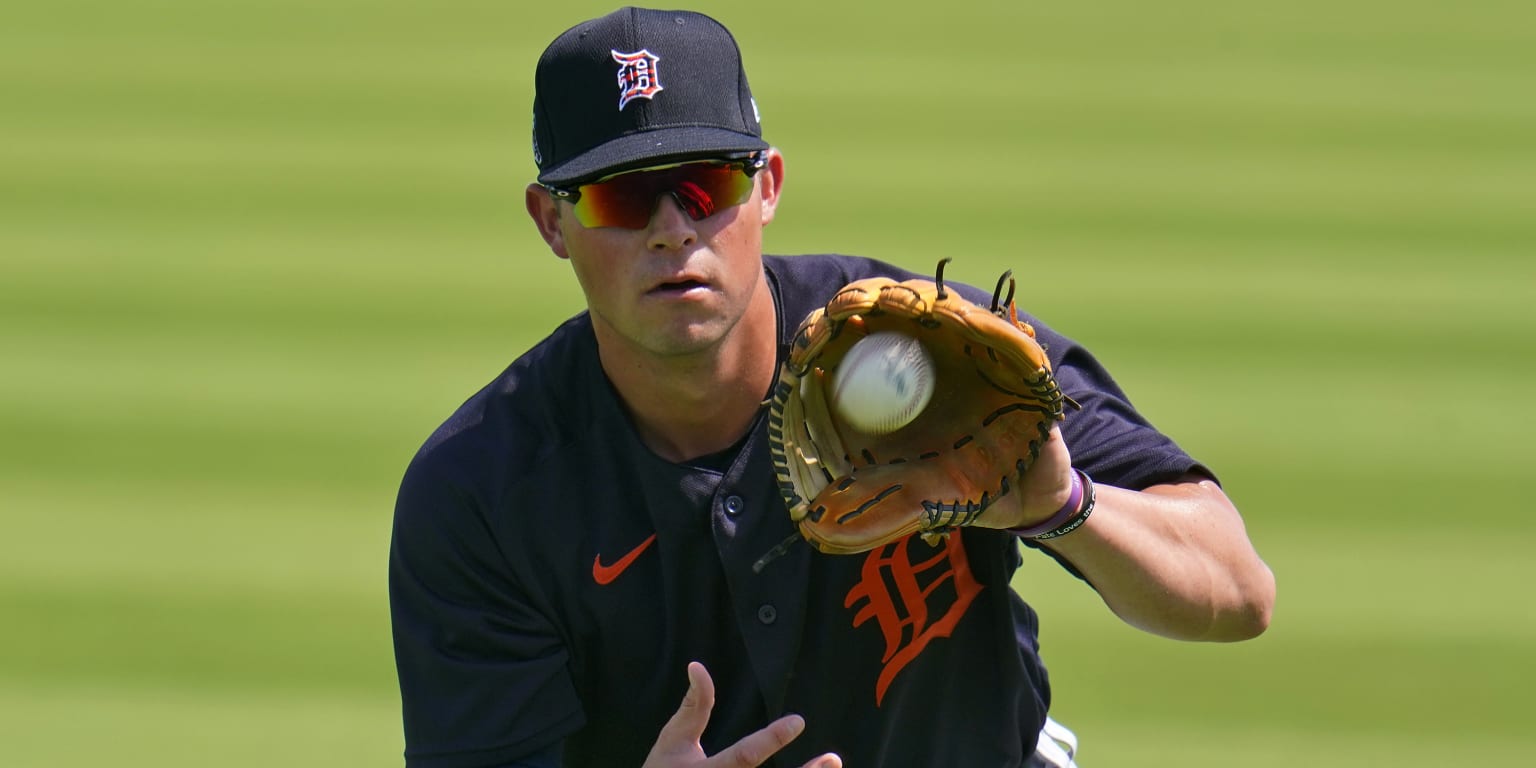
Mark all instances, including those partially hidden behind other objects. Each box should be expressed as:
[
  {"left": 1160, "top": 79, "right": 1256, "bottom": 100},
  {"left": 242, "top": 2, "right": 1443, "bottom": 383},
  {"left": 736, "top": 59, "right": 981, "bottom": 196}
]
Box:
[{"left": 389, "top": 7, "right": 1274, "bottom": 767}]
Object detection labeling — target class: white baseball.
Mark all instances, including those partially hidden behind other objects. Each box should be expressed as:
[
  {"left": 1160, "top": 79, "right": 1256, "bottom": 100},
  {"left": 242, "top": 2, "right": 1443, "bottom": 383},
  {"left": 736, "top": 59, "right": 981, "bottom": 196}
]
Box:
[{"left": 830, "top": 331, "right": 935, "bottom": 435}]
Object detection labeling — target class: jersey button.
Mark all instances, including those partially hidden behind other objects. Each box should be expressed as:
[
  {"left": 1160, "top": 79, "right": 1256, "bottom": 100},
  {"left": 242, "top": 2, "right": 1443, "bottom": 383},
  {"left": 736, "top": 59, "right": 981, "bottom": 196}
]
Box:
[
  {"left": 724, "top": 496, "right": 745, "bottom": 517},
  {"left": 757, "top": 604, "right": 777, "bottom": 625}
]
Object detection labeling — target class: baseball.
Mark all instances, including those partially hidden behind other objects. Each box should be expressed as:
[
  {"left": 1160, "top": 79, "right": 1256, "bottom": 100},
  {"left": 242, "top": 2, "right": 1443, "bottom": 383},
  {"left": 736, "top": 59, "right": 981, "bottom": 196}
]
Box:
[{"left": 830, "top": 331, "right": 935, "bottom": 435}]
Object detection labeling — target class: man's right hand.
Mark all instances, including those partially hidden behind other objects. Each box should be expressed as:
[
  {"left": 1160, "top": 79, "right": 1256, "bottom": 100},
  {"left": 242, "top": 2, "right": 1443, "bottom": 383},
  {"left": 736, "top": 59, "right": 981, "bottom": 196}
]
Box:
[{"left": 642, "top": 662, "right": 842, "bottom": 768}]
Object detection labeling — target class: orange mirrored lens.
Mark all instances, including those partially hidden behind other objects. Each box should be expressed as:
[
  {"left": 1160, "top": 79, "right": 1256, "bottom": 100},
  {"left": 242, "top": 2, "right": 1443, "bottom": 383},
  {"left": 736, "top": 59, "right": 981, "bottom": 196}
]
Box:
[{"left": 570, "top": 162, "right": 755, "bottom": 229}]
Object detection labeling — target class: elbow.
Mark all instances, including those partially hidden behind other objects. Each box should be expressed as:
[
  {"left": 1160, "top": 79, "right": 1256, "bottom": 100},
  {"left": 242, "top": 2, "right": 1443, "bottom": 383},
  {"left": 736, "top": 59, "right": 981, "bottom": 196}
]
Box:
[
  {"left": 1223, "top": 595, "right": 1273, "bottom": 642},
  {"left": 1215, "top": 563, "right": 1276, "bottom": 642}
]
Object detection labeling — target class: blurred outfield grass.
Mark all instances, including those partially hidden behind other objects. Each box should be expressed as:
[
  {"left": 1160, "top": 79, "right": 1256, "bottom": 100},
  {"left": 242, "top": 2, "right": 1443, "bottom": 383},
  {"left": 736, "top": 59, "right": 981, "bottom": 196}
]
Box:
[{"left": 3, "top": 0, "right": 1534, "bottom": 765}]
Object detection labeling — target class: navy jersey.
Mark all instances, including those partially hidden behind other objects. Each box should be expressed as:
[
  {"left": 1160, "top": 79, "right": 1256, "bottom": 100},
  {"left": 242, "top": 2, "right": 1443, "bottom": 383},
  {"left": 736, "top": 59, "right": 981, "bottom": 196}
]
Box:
[{"left": 390, "top": 254, "right": 1206, "bottom": 767}]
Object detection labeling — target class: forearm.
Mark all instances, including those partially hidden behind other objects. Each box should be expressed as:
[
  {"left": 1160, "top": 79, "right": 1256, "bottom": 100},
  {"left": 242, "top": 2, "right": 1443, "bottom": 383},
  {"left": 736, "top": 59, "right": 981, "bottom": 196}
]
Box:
[{"left": 1037, "top": 475, "right": 1275, "bottom": 642}]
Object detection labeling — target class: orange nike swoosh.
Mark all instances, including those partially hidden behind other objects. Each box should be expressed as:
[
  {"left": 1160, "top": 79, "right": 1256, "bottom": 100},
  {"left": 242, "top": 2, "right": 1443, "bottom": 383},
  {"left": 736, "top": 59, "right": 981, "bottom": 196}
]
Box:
[{"left": 592, "top": 533, "right": 657, "bottom": 586}]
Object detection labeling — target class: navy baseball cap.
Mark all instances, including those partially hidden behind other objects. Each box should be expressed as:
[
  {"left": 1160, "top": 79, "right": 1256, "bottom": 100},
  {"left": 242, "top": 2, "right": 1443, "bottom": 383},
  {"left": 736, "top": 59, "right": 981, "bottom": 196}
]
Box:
[{"left": 532, "top": 7, "right": 769, "bottom": 186}]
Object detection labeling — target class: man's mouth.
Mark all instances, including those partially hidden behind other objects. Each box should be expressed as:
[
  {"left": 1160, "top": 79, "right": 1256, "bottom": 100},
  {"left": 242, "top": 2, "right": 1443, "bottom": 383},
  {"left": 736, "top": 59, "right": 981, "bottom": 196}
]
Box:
[{"left": 650, "top": 278, "right": 709, "bottom": 295}]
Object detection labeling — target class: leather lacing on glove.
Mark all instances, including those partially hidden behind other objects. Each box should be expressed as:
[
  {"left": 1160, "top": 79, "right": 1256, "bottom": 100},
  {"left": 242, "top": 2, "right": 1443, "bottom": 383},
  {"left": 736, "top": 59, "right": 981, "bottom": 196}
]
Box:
[{"left": 756, "top": 258, "right": 1079, "bottom": 572}]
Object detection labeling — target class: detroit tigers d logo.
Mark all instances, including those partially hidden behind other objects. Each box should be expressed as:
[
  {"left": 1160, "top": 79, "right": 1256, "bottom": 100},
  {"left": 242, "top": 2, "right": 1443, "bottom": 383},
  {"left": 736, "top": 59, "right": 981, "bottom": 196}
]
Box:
[
  {"left": 844, "top": 532, "right": 984, "bottom": 706},
  {"left": 612, "top": 49, "right": 663, "bottom": 110}
]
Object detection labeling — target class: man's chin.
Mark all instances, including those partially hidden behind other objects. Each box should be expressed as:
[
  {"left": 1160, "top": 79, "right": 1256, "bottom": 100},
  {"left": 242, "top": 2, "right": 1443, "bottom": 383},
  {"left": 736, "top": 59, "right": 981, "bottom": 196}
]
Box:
[{"left": 639, "top": 317, "right": 739, "bottom": 358}]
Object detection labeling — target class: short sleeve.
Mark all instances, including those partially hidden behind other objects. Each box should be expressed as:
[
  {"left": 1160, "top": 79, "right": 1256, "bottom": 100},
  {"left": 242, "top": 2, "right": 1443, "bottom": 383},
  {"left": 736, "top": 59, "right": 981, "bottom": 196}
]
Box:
[
  {"left": 1018, "top": 324, "right": 1213, "bottom": 582},
  {"left": 928, "top": 271, "right": 1209, "bottom": 489},
  {"left": 1051, "top": 340, "right": 1213, "bottom": 490},
  {"left": 389, "top": 453, "right": 584, "bottom": 767}
]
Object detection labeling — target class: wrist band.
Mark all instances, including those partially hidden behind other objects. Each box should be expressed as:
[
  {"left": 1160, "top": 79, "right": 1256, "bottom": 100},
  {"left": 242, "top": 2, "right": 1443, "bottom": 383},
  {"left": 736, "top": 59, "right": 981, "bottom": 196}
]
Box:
[
  {"left": 1033, "top": 470, "right": 1095, "bottom": 540},
  {"left": 1008, "top": 469, "right": 1083, "bottom": 537},
  {"left": 1010, "top": 469, "right": 1096, "bottom": 540}
]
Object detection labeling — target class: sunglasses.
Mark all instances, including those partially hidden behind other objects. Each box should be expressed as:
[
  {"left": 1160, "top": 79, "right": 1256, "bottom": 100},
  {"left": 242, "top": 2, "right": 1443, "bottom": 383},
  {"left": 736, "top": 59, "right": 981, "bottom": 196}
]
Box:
[{"left": 544, "top": 153, "right": 766, "bottom": 229}]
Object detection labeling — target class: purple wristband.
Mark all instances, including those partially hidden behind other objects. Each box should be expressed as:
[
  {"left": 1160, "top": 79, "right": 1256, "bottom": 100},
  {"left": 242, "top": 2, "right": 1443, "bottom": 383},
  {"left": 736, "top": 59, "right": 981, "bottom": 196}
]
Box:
[
  {"left": 1032, "top": 470, "right": 1096, "bottom": 540},
  {"left": 1008, "top": 469, "right": 1085, "bottom": 538}
]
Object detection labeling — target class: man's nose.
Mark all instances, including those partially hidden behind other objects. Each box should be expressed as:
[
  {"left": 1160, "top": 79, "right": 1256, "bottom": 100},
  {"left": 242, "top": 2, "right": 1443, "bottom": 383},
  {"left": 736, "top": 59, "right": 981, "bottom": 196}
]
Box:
[{"left": 646, "top": 193, "right": 698, "bottom": 251}]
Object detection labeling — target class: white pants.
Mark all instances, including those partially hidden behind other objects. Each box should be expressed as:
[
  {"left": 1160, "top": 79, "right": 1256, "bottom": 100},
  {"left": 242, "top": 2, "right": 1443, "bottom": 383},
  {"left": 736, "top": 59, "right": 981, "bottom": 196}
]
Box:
[{"left": 1030, "top": 716, "right": 1080, "bottom": 768}]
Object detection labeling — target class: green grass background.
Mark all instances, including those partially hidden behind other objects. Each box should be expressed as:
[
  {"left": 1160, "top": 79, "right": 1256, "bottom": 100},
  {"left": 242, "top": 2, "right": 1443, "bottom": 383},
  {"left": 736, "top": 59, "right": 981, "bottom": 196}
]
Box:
[{"left": 4, "top": 0, "right": 1534, "bottom": 765}]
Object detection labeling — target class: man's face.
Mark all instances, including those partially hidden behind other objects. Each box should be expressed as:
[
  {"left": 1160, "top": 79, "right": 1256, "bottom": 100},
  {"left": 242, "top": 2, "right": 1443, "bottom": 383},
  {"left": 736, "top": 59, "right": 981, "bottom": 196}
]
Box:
[{"left": 528, "top": 151, "right": 784, "bottom": 359}]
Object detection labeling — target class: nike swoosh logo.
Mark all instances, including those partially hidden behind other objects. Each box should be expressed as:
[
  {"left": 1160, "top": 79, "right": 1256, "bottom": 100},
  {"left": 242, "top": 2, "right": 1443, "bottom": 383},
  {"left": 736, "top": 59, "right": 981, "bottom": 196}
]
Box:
[{"left": 592, "top": 533, "right": 657, "bottom": 586}]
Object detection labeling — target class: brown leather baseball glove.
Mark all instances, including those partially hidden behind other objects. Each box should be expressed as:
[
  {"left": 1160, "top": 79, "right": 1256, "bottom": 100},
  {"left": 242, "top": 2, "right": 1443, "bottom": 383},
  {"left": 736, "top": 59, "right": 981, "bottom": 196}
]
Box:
[{"left": 767, "top": 259, "right": 1069, "bottom": 555}]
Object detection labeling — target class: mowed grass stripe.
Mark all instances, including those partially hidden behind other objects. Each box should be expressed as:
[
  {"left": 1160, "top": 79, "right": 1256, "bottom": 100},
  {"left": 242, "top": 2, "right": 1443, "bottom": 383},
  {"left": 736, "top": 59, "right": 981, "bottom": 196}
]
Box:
[
  {"left": 0, "top": 481, "right": 391, "bottom": 592},
  {"left": 0, "top": 581, "right": 392, "bottom": 693},
  {"left": 1047, "top": 721, "right": 1535, "bottom": 768},
  {"left": 1041, "top": 631, "right": 1533, "bottom": 736},
  {"left": 1014, "top": 532, "right": 1536, "bottom": 741},
  {"left": 0, "top": 684, "right": 401, "bottom": 767}
]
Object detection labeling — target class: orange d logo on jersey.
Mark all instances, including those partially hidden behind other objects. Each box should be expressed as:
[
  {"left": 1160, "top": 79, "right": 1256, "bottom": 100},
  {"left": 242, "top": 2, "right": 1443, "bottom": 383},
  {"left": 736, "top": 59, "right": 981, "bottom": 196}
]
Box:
[
  {"left": 844, "top": 532, "right": 984, "bottom": 706},
  {"left": 612, "top": 49, "right": 663, "bottom": 110}
]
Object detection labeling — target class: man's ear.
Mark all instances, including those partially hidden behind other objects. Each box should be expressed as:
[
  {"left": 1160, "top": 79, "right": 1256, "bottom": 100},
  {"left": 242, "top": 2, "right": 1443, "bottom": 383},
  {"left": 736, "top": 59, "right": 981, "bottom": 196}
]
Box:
[
  {"left": 757, "top": 148, "right": 786, "bottom": 227},
  {"left": 525, "top": 183, "right": 570, "bottom": 259}
]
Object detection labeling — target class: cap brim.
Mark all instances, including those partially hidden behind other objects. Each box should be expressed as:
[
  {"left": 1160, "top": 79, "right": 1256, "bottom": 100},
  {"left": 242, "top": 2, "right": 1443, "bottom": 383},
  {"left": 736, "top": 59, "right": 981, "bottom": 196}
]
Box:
[{"left": 537, "top": 127, "right": 770, "bottom": 186}]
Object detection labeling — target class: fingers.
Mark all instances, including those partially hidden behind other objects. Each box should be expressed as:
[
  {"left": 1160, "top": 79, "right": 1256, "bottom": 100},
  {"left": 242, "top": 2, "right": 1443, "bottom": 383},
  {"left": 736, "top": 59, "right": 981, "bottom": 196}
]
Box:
[
  {"left": 652, "top": 661, "right": 716, "bottom": 755},
  {"left": 712, "top": 713, "right": 806, "bottom": 767},
  {"left": 647, "top": 662, "right": 841, "bottom": 768},
  {"left": 683, "top": 661, "right": 716, "bottom": 722}
]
